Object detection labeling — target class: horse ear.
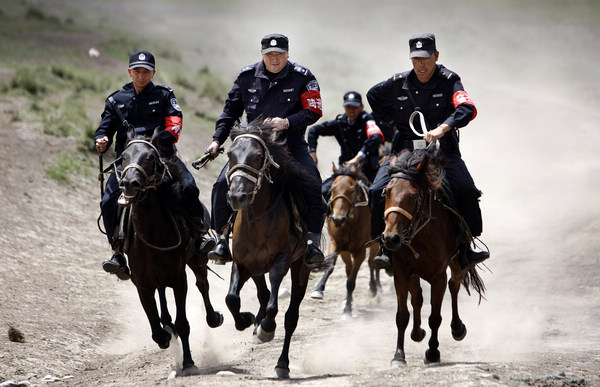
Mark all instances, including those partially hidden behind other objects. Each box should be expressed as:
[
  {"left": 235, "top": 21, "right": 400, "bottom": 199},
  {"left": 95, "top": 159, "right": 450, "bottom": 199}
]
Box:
[
  {"left": 416, "top": 155, "right": 430, "bottom": 173},
  {"left": 151, "top": 126, "right": 161, "bottom": 143},
  {"left": 126, "top": 125, "right": 135, "bottom": 142},
  {"left": 332, "top": 162, "right": 338, "bottom": 173}
]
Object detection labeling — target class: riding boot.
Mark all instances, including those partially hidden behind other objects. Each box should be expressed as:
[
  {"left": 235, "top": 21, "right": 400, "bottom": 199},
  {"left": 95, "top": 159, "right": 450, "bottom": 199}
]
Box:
[
  {"left": 373, "top": 246, "right": 392, "bottom": 270},
  {"left": 188, "top": 216, "right": 216, "bottom": 257},
  {"left": 102, "top": 240, "right": 131, "bottom": 281},
  {"left": 208, "top": 233, "right": 232, "bottom": 265},
  {"left": 305, "top": 232, "right": 325, "bottom": 268},
  {"left": 459, "top": 242, "right": 490, "bottom": 270}
]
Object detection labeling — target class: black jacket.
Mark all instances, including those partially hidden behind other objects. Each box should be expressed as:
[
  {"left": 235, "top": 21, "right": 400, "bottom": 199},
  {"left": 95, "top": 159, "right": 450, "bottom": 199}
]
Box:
[
  {"left": 307, "top": 111, "right": 382, "bottom": 171},
  {"left": 367, "top": 64, "right": 476, "bottom": 155},
  {"left": 95, "top": 81, "right": 182, "bottom": 158},
  {"left": 213, "top": 60, "right": 322, "bottom": 149}
]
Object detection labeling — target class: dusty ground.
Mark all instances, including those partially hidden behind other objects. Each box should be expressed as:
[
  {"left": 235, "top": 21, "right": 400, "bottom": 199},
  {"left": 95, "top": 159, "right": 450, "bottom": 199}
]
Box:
[{"left": 1, "top": 1, "right": 600, "bottom": 386}]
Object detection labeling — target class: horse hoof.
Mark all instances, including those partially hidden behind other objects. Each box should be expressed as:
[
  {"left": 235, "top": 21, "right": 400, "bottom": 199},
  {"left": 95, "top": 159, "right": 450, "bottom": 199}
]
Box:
[
  {"left": 452, "top": 323, "right": 467, "bottom": 341},
  {"left": 208, "top": 312, "right": 224, "bottom": 328},
  {"left": 311, "top": 289, "right": 324, "bottom": 299},
  {"left": 256, "top": 324, "right": 275, "bottom": 343},
  {"left": 235, "top": 312, "right": 255, "bottom": 331},
  {"left": 181, "top": 365, "right": 200, "bottom": 377},
  {"left": 341, "top": 311, "right": 352, "bottom": 320},
  {"left": 411, "top": 328, "right": 426, "bottom": 342},
  {"left": 424, "top": 349, "right": 440, "bottom": 364},
  {"left": 391, "top": 359, "right": 407, "bottom": 368},
  {"left": 275, "top": 366, "right": 290, "bottom": 379}
]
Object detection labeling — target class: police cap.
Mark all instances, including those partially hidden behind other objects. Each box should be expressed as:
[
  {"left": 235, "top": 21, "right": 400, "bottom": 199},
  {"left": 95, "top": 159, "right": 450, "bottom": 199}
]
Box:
[
  {"left": 409, "top": 33, "right": 436, "bottom": 59},
  {"left": 261, "top": 33, "right": 289, "bottom": 54},
  {"left": 129, "top": 50, "right": 155, "bottom": 71},
  {"left": 343, "top": 91, "right": 362, "bottom": 107}
]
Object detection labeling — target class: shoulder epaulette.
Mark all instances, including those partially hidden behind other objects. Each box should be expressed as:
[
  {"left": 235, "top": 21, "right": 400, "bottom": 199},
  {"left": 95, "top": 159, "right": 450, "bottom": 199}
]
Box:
[
  {"left": 438, "top": 68, "right": 457, "bottom": 81},
  {"left": 292, "top": 65, "right": 309, "bottom": 76},
  {"left": 239, "top": 65, "right": 255, "bottom": 74},
  {"left": 105, "top": 89, "right": 120, "bottom": 101},
  {"left": 155, "top": 84, "right": 174, "bottom": 92},
  {"left": 392, "top": 72, "right": 407, "bottom": 82}
]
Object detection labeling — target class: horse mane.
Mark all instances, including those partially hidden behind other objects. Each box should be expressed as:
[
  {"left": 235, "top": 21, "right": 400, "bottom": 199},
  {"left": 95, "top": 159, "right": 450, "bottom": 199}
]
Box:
[
  {"left": 229, "top": 119, "right": 319, "bottom": 192},
  {"left": 387, "top": 147, "right": 446, "bottom": 192},
  {"left": 331, "top": 164, "right": 369, "bottom": 186}
]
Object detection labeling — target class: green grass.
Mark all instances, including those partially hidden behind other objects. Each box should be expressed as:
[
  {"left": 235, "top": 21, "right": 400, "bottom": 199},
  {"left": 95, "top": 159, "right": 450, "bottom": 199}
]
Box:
[{"left": 45, "top": 152, "right": 92, "bottom": 184}]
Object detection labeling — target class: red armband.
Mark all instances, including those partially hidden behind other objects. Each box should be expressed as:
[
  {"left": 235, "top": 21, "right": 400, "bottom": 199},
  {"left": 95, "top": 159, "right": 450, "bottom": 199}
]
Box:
[
  {"left": 452, "top": 90, "right": 477, "bottom": 120},
  {"left": 300, "top": 89, "right": 323, "bottom": 117},
  {"left": 164, "top": 116, "right": 182, "bottom": 142},
  {"left": 366, "top": 120, "right": 384, "bottom": 142}
]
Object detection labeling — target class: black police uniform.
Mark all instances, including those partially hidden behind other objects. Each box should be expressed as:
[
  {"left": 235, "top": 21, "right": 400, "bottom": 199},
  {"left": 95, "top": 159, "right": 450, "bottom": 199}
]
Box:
[
  {"left": 367, "top": 64, "right": 483, "bottom": 240},
  {"left": 95, "top": 81, "right": 206, "bottom": 245},
  {"left": 307, "top": 110, "right": 383, "bottom": 198},
  {"left": 211, "top": 59, "right": 324, "bottom": 234}
]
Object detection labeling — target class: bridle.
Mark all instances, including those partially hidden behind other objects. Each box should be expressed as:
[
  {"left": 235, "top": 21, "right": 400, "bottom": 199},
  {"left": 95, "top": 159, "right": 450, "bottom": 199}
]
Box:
[
  {"left": 383, "top": 172, "right": 433, "bottom": 259},
  {"left": 226, "top": 134, "right": 280, "bottom": 201},
  {"left": 327, "top": 177, "right": 369, "bottom": 212},
  {"left": 117, "top": 139, "right": 172, "bottom": 204}
]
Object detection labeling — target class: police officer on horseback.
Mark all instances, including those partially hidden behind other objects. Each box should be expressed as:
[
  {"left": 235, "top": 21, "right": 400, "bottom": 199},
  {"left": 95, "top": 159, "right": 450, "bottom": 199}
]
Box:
[
  {"left": 367, "top": 33, "right": 489, "bottom": 270},
  {"left": 95, "top": 50, "right": 214, "bottom": 280},
  {"left": 206, "top": 33, "right": 325, "bottom": 267},
  {"left": 307, "top": 91, "right": 384, "bottom": 199}
]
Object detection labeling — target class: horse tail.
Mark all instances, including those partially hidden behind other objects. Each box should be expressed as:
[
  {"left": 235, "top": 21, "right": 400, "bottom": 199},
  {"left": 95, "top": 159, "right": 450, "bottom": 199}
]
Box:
[{"left": 461, "top": 268, "right": 486, "bottom": 304}]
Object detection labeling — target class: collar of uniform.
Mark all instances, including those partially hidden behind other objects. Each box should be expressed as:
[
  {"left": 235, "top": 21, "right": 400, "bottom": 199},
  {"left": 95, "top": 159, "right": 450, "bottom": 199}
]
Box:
[
  {"left": 405, "top": 65, "right": 441, "bottom": 90},
  {"left": 125, "top": 81, "right": 156, "bottom": 94},
  {"left": 255, "top": 60, "right": 291, "bottom": 80}
]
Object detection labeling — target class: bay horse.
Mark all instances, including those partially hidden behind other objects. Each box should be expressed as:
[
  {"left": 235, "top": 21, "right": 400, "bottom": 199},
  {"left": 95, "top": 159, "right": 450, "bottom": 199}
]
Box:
[
  {"left": 224, "top": 120, "right": 314, "bottom": 379},
  {"left": 118, "top": 126, "right": 223, "bottom": 375},
  {"left": 310, "top": 163, "right": 382, "bottom": 316},
  {"left": 381, "top": 145, "right": 484, "bottom": 366}
]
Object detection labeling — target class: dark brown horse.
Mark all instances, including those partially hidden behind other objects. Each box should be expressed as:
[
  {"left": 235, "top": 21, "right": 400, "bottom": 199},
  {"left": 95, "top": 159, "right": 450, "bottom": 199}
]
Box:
[
  {"left": 381, "top": 145, "right": 484, "bottom": 366},
  {"left": 118, "top": 127, "right": 223, "bottom": 375},
  {"left": 224, "top": 120, "right": 313, "bottom": 379},
  {"left": 310, "top": 163, "right": 382, "bottom": 316}
]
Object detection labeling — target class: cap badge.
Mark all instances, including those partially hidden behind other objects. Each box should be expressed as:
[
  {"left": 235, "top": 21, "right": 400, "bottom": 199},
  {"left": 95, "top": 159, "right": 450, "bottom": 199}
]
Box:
[
  {"left": 270, "top": 39, "right": 277, "bottom": 46},
  {"left": 139, "top": 53, "right": 146, "bottom": 60},
  {"left": 348, "top": 93, "right": 355, "bottom": 99},
  {"left": 415, "top": 41, "right": 423, "bottom": 49}
]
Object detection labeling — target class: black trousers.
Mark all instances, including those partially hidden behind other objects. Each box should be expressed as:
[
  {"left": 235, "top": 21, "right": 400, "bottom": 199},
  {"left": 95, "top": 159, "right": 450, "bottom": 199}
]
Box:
[
  {"left": 210, "top": 144, "right": 324, "bottom": 234},
  {"left": 369, "top": 152, "right": 482, "bottom": 240}
]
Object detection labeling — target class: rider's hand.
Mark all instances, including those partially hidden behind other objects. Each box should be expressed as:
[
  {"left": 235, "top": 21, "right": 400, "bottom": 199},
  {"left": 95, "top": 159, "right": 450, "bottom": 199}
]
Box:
[
  {"left": 95, "top": 136, "right": 109, "bottom": 153},
  {"left": 425, "top": 124, "right": 451, "bottom": 143},
  {"left": 265, "top": 117, "right": 289, "bottom": 132},
  {"left": 207, "top": 141, "right": 221, "bottom": 158}
]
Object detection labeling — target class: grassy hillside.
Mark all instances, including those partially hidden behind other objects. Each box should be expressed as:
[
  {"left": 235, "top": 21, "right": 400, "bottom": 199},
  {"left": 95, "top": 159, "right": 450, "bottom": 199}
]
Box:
[{"left": 0, "top": 2, "right": 227, "bottom": 184}]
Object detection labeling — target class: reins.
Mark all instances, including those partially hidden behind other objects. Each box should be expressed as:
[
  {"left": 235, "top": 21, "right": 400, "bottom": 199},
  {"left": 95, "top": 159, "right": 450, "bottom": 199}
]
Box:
[{"left": 327, "top": 178, "right": 369, "bottom": 211}]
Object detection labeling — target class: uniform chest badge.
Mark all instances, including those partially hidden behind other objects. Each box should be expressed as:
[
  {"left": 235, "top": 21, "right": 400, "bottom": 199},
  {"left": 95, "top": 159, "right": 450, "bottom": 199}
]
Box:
[{"left": 248, "top": 88, "right": 257, "bottom": 93}]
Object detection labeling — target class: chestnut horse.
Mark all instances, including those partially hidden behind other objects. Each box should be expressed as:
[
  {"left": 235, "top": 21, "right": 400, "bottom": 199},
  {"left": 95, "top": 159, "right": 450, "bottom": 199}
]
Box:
[
  {"left": 118, "top": 127, "right": 223, "bottom": 375},
  {"left": 310, "top": 163, "right": 382, "bottom": 316},
  {"left": 381, "top": 145, "right": 484, "bottom": 366},
  {"left": 224, "top": 121, "right": 315, "bottom": 379}
]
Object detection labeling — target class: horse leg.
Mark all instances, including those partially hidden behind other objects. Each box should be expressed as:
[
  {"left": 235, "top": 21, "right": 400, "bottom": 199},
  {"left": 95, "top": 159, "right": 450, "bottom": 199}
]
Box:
[
  {"left": 225, "top": 262, "right": 255, "bottom": 331},
  {"left": 187, "top": 256, "right": 224, "bottom": 328},
  {"left": 392, "top": 272, "right": 410, "bottom": 367},
  {"left": 449, "top": 263, "right": 467, "bottom": 340},
  {"left": 136, "top": 287, "right": 172, "bottom": 350},
  {"left": 275, "top": 257, "right": 309, "bottom": 379},
  {"left": 257, "top": 252, "right": 290, "bottom": 343},
  {"left": 310, "top": 255, "right": 337, "bottom": 299},
  {"left": 342, "top": 250, "right": 365, "bottom": 317},
  {"left": 408, "top": 275, "right": 426, "bottom": 342},
  {"left": 367, "top": 244, "right": 382, "bottom": 299},
  {"left": 171, "top": 272, "right": 198, "bottom": 374},
  {"left": 425, "top": 273, "right": 447, "bottom": 364},
  {"left": 251, "top": 274, "right": 271, "bottom": 336},
  {"left": 157, "top": 286, "right": 175, "bottom": 331}
]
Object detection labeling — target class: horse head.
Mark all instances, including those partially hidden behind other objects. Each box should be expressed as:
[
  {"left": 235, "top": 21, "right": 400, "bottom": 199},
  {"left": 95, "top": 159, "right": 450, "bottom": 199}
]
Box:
[
  {"left": 226, "top": 121, "right": 280, "bottom": 211},
  {"left": 119, "top": 126, "right": 170, "bottom": 205},
  {"left": 382, "top": 147, "right": 443, "bottom": 251},
  {"left": 328, "top": 163, "right": 368, "bottom": 228}
]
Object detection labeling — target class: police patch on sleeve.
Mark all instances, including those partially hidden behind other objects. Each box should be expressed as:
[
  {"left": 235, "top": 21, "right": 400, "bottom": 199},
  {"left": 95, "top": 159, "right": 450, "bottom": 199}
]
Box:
[
  {"left": 171, "top": 98, "right": 181, "bottom": 111},
  {"left": 306, "top": 80, "right": 319, "bottom": 91}
]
